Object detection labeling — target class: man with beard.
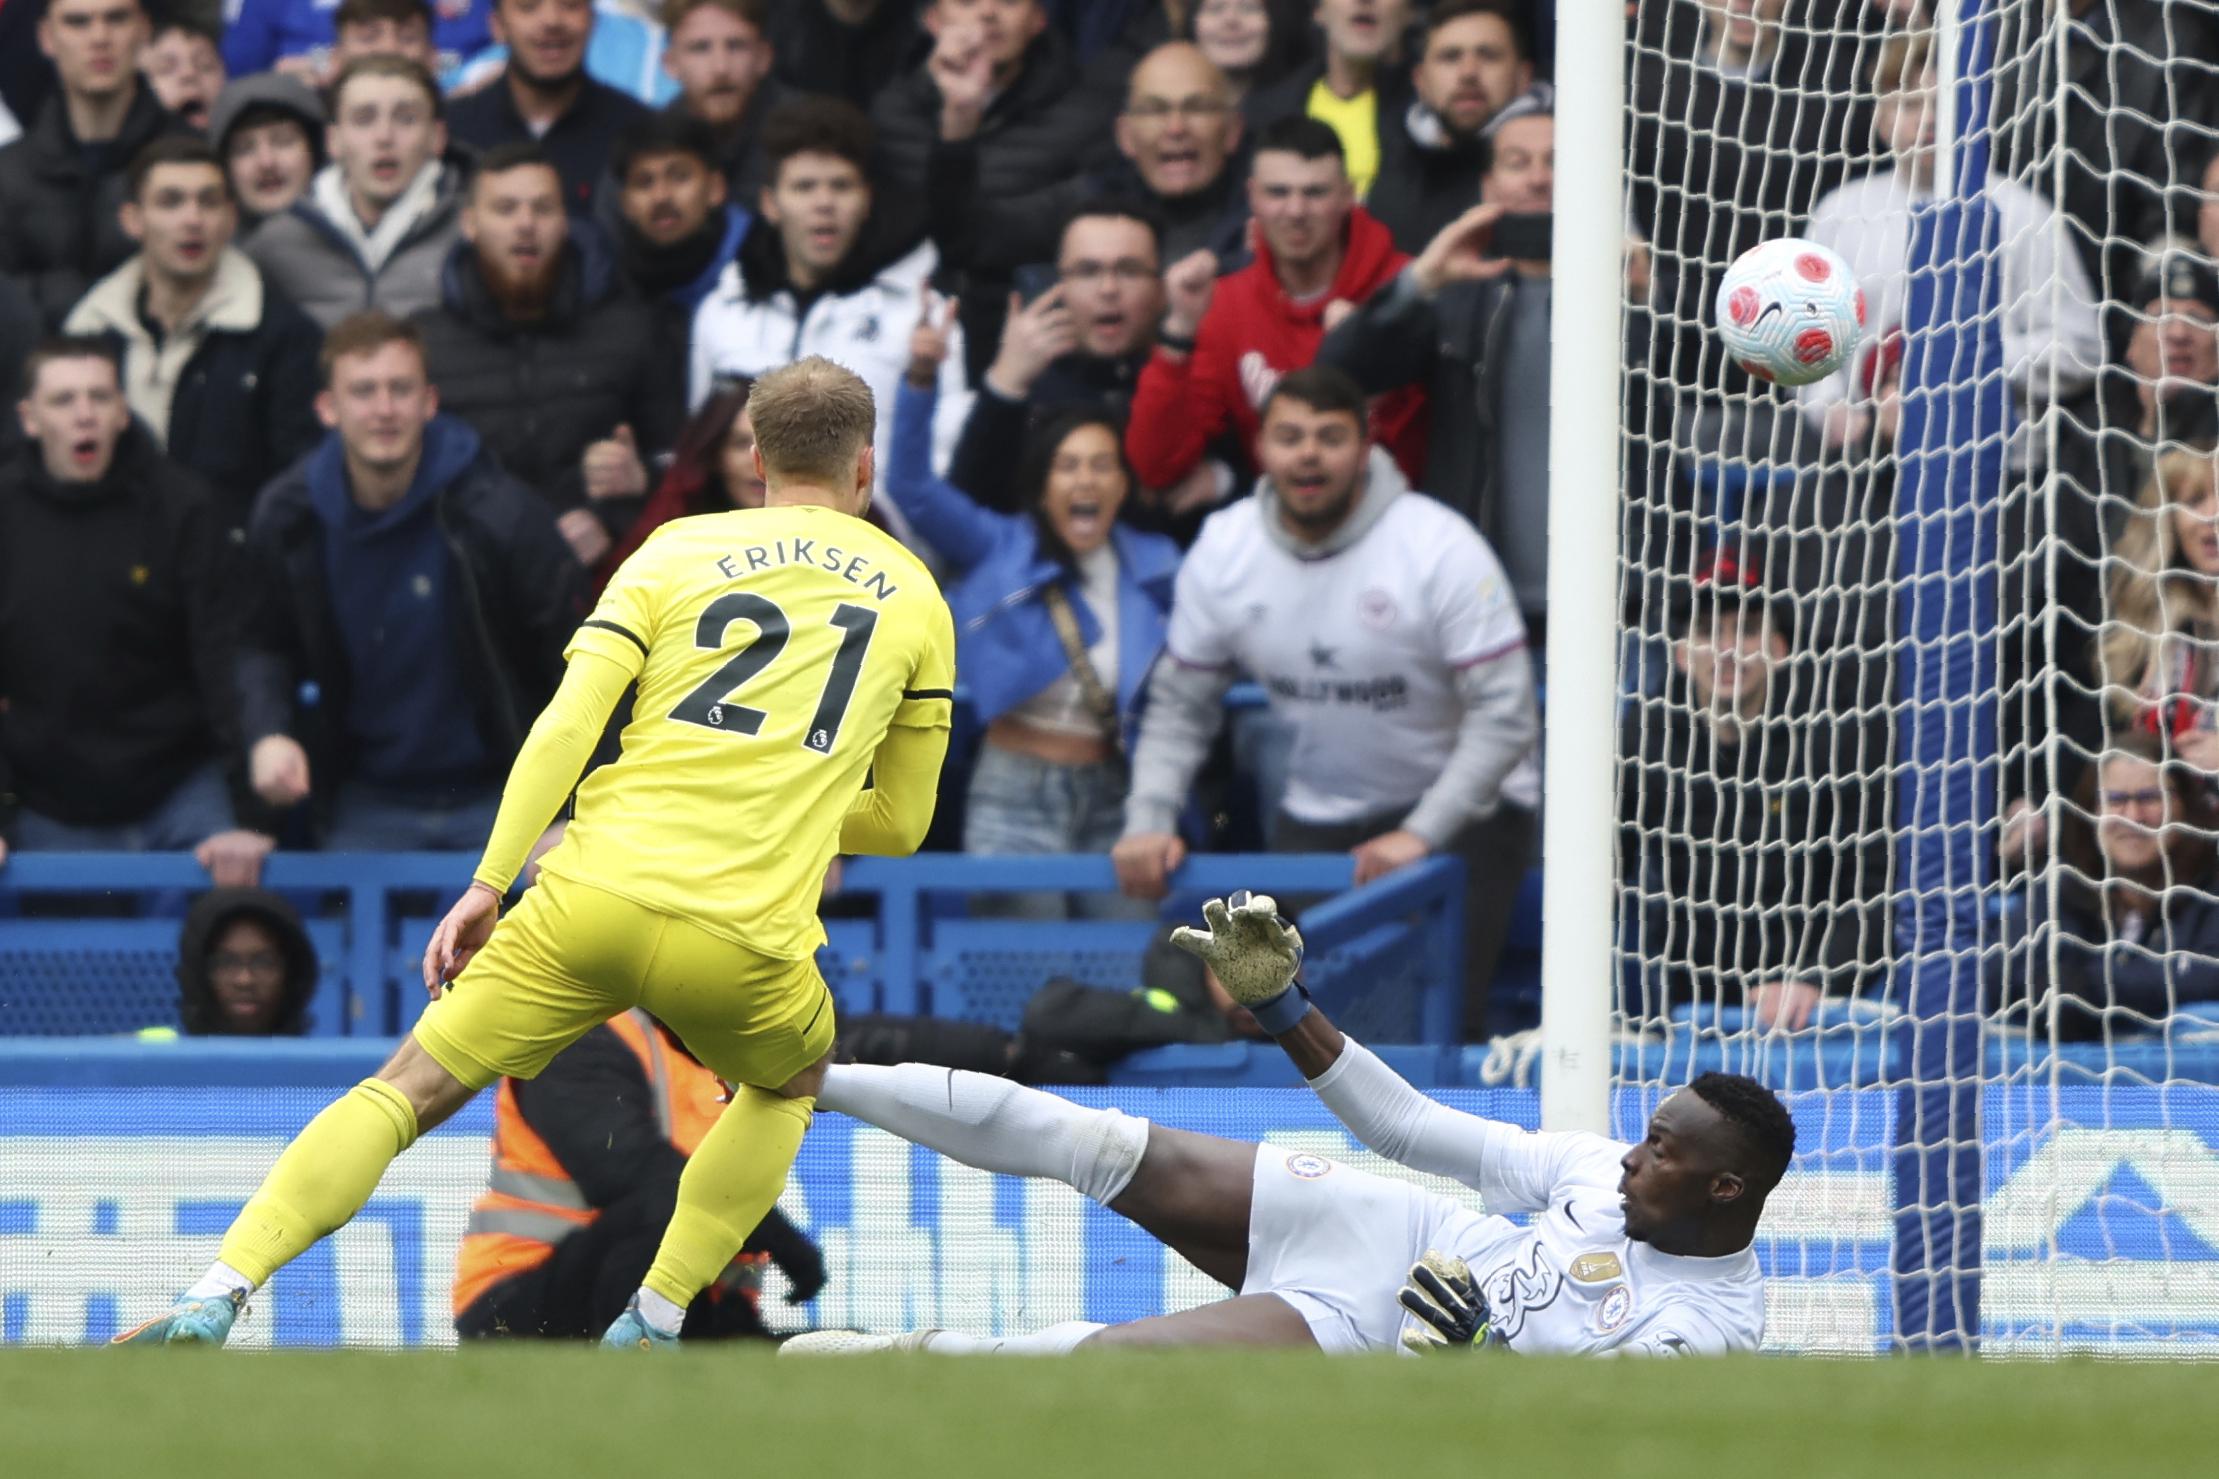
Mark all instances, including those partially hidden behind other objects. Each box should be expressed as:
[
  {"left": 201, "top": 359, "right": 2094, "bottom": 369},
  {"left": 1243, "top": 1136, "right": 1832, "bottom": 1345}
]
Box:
[
  {"left": 210, "top": 72, "right": 324, "bottom": 229},
  {"left": 246, "top": 55, "right": 467, "bottom": 329},
  {"left": 689, "top": 96, "right": 972, "bottom": 551},
  {"left": 415, "top": 143, "right": 684, "bottom": 570},
  {"left": 139, "top": 16, "right": 225, "bottom": 133},
  {"left": 1112, "top": 367, "right": 1540, "bottom": 1035},
  {"left": 447, "top": 0, "right": 650, "bottom": 219},
  {"left": 661, "top": 0, "right": 785, "bottom": 200},
  {"left": 64, "top": 136, "right": 323, "bottom": 537},
  {"left": 0, "top": 338, "right": 271, "bottom": 886},
  {"left": 609, "top": 110, "right": 748, "bottom": 358},
  {"left": 1367, "top": 0, "right": 1551, "bottom": 255},
  {"left": 1123, "top": 118, "right": 1424, "bottom": 490},
  {"left": 0, "top": 0, "right": 193, "bottom": 328}
]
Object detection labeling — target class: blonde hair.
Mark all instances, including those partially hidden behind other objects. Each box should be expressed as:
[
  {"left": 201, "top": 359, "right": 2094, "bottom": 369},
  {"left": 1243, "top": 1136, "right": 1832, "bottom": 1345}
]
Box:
[
  {"left": 2099, "top": 447, "right": 2219, "bottom": 719},
  {"left": 745, "top": 357, "right": 876, "bottom": 485}
]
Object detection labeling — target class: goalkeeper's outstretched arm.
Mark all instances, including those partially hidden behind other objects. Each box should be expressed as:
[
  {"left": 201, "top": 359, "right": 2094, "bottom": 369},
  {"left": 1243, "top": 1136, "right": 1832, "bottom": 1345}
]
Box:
[{"left": 1173, "top": 894, "right": 1569, "bottom": 1205}]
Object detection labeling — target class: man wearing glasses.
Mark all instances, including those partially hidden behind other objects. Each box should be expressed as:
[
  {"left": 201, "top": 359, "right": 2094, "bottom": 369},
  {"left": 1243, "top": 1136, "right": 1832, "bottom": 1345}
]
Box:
[
  {"left": 924, "top": 42, "right": 1252, "bottom": 278},
  {"left": 943, "top": 200, "right": 1182, "bottom": 516}
]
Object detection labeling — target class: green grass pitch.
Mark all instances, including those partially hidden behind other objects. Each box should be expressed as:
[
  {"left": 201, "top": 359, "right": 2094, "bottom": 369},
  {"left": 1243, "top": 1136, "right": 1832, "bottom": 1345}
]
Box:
[{"left": 3, "top": 1348, "right": 2204, "bottom": 1479}]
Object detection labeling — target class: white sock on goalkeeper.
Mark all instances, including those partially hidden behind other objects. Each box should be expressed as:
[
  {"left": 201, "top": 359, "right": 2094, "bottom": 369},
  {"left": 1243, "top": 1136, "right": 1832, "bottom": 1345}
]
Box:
[
  {"left": 818, "top": 1064, "right": 1148, "bottom": 1205},
  {"left": 920, "top": 1322, "right": 1106, "bottom": 1355}
]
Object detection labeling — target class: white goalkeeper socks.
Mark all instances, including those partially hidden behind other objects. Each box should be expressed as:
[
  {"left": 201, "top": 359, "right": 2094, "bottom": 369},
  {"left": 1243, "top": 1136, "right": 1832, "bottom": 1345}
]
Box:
[
  {"left": 819, "top": 1064, "right": 1150, "bottom": 1206},
  {"left": 184, "top": 1262, "right": 255, "bottom": 1301},
  {"left": 920, "top": 1322, "right": 1106, "bottom": 1356}
]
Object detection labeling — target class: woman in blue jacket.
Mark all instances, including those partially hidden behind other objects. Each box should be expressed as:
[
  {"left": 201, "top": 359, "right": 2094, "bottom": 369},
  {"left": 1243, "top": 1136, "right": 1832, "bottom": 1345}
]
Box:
[
  {"left": 889, "top": 330, "right": 1182, "bottom": 918},
  {"left": 1992, "top": 731, "right": 2219, "bottom": 1039}
]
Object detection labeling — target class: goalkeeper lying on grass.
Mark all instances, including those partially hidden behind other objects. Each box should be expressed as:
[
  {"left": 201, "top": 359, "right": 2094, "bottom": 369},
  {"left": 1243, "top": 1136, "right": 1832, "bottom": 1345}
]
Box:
[{"left": 789, "top": 895, "right": 1792, "bottom": 1357}]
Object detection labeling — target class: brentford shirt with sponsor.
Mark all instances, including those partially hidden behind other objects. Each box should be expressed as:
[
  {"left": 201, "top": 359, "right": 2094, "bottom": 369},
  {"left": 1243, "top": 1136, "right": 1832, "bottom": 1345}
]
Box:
[{"left": 1165, "top": 469, "right": 1539, "bottom": 823}]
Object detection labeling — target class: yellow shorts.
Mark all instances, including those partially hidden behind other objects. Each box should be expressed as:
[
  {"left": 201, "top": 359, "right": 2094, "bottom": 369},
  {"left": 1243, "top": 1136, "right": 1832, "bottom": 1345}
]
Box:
[{"left": 414, "top": 874, "right": 834, "bottom": 1092}]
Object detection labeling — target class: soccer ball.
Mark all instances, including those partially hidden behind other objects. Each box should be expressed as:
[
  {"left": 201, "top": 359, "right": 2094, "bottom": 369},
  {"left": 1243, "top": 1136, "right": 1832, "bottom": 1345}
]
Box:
[{"left": 1714, "top": 239, "right": 1865, "bottom": 388}]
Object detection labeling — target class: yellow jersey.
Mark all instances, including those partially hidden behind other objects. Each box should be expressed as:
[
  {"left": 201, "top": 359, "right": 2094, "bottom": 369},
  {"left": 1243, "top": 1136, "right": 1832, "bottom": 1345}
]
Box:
[
  {"left": 543, "top": 505, "right": 955, "bottom": 958},
  {"left": 1307, "top": 80, "right": 1380, "bottom": 199}
]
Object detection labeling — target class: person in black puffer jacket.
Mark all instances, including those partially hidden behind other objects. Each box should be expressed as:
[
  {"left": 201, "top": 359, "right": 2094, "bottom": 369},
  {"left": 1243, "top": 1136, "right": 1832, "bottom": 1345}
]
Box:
[
  {"left": 414, "top": 142, "right": 685, "bottom": 572},
  {"left": 176, "top": 888, "right": 319, "bottom": 1037},
  {"left": 870, "top": 7, "right": 1115, "bottom": 235},
  {"left": 0, "top": 0, "right": 192, "bottom": 328}
]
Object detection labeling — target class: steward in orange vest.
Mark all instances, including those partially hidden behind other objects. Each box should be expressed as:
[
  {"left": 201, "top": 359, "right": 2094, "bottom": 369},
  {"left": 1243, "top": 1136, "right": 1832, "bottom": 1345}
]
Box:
[{"left": 453, "top": 1009, "right": 826, "bottom": 1339}]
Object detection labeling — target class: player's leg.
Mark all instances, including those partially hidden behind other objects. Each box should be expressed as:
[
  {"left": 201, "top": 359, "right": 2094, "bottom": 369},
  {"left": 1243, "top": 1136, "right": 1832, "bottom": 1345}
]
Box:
[
  {"left": 114, "top": 1036, "right": 477, "bottom": 1346},
  {"left": 119, "top": 879, "right": 636, "bottom": 1346},
  {"left": 610, "top": 933, "right": 838, "bottom": 1345},
  {"left": 819, "top": 1064, "right": 1258, "bottom": 1287},
  {"left": 793, "top": 1295, "right": 1318, "bottom": 1356}
]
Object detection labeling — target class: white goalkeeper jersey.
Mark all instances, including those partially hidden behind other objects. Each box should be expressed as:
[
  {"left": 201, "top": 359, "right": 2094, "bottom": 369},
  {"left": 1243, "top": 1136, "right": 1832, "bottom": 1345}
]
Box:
[
  {"left": 1420, "top": 1124, "right": 1765, "bottom": 1356},
  {"left": 1306, "top": 1041, "right": 1767, "bottom": 1356}
]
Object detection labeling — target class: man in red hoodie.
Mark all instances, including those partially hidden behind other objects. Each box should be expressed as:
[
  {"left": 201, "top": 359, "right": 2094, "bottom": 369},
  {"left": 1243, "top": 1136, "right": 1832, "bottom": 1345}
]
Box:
[{"left": 1125, "top": 116, "right": 1425, "bottom": 493}]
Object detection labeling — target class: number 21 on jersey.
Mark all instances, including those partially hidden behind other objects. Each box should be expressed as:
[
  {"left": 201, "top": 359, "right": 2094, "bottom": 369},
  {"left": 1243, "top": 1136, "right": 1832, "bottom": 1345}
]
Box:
[{"left": 669, "top": 591, "right": 878, "bottom": 756}]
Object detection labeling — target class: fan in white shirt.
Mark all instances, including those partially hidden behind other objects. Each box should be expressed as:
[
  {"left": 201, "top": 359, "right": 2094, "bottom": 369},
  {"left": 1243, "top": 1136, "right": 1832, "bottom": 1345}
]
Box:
[
  {"left": 787, "top": 896, "right": 1790, "bottom": 1360},
  {"left": 1798, "top": 30, "right": 2101, "bottom": 463}
]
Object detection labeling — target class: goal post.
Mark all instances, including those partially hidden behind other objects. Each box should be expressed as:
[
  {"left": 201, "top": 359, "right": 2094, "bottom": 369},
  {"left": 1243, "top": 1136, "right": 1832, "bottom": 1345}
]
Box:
[
  {"left": 1538, "top": 0, "right": 1628, "bottom": 1138},
  {"left": 1572, "top": 0, "right": 2219, "bottom": 1354}
]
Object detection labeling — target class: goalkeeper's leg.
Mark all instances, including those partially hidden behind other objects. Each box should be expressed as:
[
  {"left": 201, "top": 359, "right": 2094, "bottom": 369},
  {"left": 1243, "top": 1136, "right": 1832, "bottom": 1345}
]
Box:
[{"left": 819, "top": 1063, "right": 1258, "bottom": 1288}]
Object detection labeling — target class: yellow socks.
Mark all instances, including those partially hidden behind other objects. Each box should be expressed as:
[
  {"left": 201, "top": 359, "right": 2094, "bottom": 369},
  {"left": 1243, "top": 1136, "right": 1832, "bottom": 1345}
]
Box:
[
  {"left": 216, "top": 1078, "right": 420, "bottom": 1287},
  {"left": 642, "top": 1087, "right": 813, "bottom": 1310}
]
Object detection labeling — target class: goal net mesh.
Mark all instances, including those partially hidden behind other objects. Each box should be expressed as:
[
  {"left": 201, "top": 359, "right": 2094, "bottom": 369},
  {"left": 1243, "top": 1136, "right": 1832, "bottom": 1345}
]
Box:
[{"left": 1614, "top": 0, "right": 2219, "bottom": 1354}]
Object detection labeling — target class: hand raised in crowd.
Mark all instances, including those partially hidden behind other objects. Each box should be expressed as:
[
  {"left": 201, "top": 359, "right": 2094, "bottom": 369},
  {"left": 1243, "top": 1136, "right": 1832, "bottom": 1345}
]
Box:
[
  {"left": 1351, "top": 828, "right": 1431, "bottom": 887},
  {"left": 557, "top": 508, "right": 613, "bottom": 568},
  {"left": 1152, "top": 460, "right": 1227, "bottom": 519},
  {"left": 985, "top": 286, "right": 1079, "bottom": 400},
  {"left": 2176, "top": 727, "right": 2219, "bottom": 773},
  {"left": 1999, "top": 794, "right": 2048, "bottom": 861},
  {"left": 907, "top": 281, "right": 960, "bottom": 388},
  {"left": 582, "top": 423, "right": 648, "bottom": 502},
  {"left": 931, "top": 20, "right": 997, "bottom": 141},
  {"left": 195, "top": 830, "right": 277, "bottom": 889},
  {"left": 1160, "top": 249, "right": 1220, "bottom": 346},
  {"left": 250, "top": 734, "right": 312, "bottom": 808},
  {"left": 1411, "top": 203, "right": 1515, "bottom": 299},
  {"left": 1112, "top": 831, "right": 1188, "bottom": 901},
  {"left": 1749, "top": 979, "right": 1823, "bottom": 1033}
]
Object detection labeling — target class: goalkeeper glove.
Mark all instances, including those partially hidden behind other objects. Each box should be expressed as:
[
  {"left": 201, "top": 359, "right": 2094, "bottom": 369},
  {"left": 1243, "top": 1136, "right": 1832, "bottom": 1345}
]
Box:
[
  {"left": 1169, "top": 891, "right": 1310, "bottom": 1034},
  {"left": 1398, "top": 1251, "right": 1500, "bottom": 1355}
]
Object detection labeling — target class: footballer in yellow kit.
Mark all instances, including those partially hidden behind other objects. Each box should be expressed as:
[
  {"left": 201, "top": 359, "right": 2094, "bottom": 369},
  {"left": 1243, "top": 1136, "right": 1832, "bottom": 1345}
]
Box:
[
  {"left": 118, "top": 358, "right": 955, "bottom": 1350},
  {"left": 411, "top": 495, "right": 955, "bottom": 1093}
]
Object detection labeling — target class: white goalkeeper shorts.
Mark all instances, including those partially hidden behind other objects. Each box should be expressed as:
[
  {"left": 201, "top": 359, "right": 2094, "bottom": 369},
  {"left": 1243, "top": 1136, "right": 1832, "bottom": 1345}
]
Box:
[{"left": 1238, "top": 1144, "right": 1510, "bottom": 1355}]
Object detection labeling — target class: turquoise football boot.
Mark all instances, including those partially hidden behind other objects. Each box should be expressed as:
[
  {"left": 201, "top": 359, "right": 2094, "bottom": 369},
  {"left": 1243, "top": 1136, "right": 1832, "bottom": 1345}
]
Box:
[
  {"left": 110, "top": 1289, "right": 247, "bottom": 1347},
  {"left": 600, "top": 1295, "right": 680, "bottom": 1351}
]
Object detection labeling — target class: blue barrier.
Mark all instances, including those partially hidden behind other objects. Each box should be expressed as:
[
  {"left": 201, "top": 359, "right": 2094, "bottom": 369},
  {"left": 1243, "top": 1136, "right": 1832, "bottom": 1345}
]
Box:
[
  {"left": 3, "top": 1056, "right": 2212, "bottom": 1354},
  {"left": 0, "top": 852, "right": 1468, "bottom": 1043}
]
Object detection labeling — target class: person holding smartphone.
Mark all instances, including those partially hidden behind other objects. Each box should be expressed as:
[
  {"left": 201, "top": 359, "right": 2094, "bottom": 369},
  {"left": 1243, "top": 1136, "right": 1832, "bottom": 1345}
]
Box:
[{"left": 1317, "top": 109, "right": 1555, "bottom": 646}]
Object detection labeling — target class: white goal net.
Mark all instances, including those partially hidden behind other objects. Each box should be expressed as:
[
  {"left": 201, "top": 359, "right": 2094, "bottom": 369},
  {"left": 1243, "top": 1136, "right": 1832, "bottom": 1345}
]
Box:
[{"left": 1607, "top": 0, "right": 2219, "bottom": 1354}]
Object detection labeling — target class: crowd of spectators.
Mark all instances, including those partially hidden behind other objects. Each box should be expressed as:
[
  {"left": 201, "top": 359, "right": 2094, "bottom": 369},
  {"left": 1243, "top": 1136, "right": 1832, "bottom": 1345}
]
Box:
[{"left": 0, "top": 0, "right": 2214, "bottom": 1045}]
